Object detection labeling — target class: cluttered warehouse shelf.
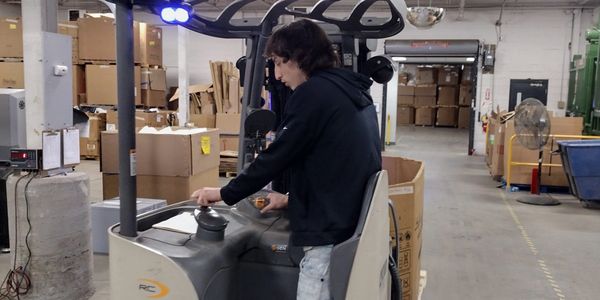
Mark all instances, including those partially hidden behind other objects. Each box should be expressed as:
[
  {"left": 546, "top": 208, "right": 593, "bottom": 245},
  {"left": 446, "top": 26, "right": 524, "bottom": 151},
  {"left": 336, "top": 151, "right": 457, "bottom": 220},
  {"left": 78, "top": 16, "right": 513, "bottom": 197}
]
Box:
[{"left": 396, "top": 65, "right": 473, "bottom": 128}]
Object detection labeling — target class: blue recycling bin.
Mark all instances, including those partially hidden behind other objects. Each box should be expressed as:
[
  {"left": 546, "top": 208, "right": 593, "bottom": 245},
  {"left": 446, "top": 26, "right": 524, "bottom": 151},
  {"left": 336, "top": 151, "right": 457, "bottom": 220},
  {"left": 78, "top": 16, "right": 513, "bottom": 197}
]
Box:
[{"left": 558, "top": 140, "right": 600, "bottom": 202}]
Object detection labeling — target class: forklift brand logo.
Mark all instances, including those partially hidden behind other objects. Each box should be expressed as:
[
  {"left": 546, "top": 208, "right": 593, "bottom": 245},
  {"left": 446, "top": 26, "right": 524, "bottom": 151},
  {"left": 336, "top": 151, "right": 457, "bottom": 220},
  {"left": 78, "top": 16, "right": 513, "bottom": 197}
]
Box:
[{"left": 138, "top": 278, "right": 170, "bottom": 298}]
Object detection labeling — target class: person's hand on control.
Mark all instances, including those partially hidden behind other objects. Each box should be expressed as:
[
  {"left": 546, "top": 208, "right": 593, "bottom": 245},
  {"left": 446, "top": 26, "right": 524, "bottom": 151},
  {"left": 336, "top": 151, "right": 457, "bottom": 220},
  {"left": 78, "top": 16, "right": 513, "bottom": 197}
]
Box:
[
  {"left": 191, "top": 187, "right": 222, "bottom": 206},
  {"left": 261, "top": 192, "right": 289, "bottom": 214}
]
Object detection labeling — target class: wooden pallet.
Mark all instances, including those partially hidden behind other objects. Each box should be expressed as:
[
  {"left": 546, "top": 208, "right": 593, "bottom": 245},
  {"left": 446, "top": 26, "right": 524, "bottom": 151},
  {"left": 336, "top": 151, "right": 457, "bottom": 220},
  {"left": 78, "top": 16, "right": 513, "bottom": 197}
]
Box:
[
  {"left": 78, "top": 59, "right": 118, "bottom": 65},
  {"left": 219, "top": 171, "right": 237, "bottom": 178},
  {"left": 0, "top": 57, "right": 23, "bottom": 62},
  {"left": 81, "top": 155, "right": 99, "bottom": 161}
]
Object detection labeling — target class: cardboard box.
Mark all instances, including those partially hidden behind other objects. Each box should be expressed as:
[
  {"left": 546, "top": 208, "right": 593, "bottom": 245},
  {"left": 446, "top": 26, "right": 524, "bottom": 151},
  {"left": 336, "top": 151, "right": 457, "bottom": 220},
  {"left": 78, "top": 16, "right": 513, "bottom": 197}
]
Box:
[
  {"left": 398, "top": 96, "right": 414, "bottom": 106},
  {"left": 220, "top": 134, "right": 240, "bottom": 151},
  {"left": 0, "top": 18, "right": 22, "bottom": 58},
  {"left": 78, "top": 15, "right": 140, "bottom": 63},
  {"left": 437, "top": 86, "right": 458, "bottom": 106},
  {"left": 189, "top": 114, "right": 216, "bottom": 128},
  {"left": 141, "top": 68, "right": 167, "bottom": 107},
  {"left": 397, "top": 85, "right": 415, "bottom": 96},
  {"left": 382, "top": 155, "right": 423, "bottom": 300},
  {"left": 415, "top": 108, "right": 435, "bottom": 126},
  {"left": 101, "top": 128, "right": 220, "bottom": 177},
  {"left": 85, "top": 65, "right": 141, "bottom": 105},
  {"left": 461, "top": 68, "right": 473, "bottom": 84},
  {"left": 105, "top": 110, "right": 172, "bottom": 130},
  {"left": 79, "top": 138, "right": 100, "bottom": 157},
  {"left": 102, "top": 168, "right": 219, "bottom": 204},
  {"left": 170, "top": 84, "right": 216, "bottom": 115},
  {"left": 0, "top": 61, "right": 24, "bottom": 88},
  {"left": 397, "top": 107, "right": 415, "bottom": 125},
  {"left": 58, "top": 22, "right": 79, "bottom": 62},
  {"left": 414, "top": 96, "right": 436, "bottom": 108},
  {"left": 414, "top": 85, "right": 437, "bottom": 97},
  {"left": 140, "top": 23, "right": 162, "bottom": 66},
  {"left": 82, "top": 112, "right": 107, "bottom": 141},
  {"left": 72, "top": 64, "right": 86, "bottom": 106},
  {"left": 415, "top": 68, "right": 436, "bottom": 85},
  {"left": 216, "top": 113, "right": 241, "bottom": 135},
  {"left": 503, "top": 117, "right": 584, "bottom": 186},
  {"left": 437, "top": 67, "right": 460, "bottom": 86},
  {"left": 490, "top": 119, "right": 506, "bottom": 177},
  {"left": 398, "top": 73, "right": 409, "bottom": 85},
  {"left": 458, "top": 107, "right": 470, "bottom": 129},
  {"left": 459, "top": 84, "right": 473, "bottom": 106},
  {"left": 436, "top": 107, "right": 458, "bottom": 127}
]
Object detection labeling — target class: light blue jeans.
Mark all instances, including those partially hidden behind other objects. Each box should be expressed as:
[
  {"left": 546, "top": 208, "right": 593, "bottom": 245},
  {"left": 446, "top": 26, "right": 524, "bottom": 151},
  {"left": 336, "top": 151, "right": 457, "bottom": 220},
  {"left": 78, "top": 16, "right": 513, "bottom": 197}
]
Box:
[{"left": 296, "top": 244, "right": 334, "bottom": 300}]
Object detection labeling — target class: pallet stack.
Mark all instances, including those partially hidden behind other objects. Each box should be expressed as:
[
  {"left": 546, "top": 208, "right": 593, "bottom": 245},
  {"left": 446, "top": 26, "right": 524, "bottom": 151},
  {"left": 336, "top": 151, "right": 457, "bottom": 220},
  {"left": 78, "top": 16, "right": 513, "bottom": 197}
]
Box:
[
  {"left": 436, "top": 67, "right": 459, "bottom": 127},
  {"left": 458, "top": 69, "right": 473, "bottom": 129},
  {"left": 0, "top": 17, "right": 24, "bottom": 89},
  {"left": 414, "top": 67, "right": 437, "bottom": 126}
]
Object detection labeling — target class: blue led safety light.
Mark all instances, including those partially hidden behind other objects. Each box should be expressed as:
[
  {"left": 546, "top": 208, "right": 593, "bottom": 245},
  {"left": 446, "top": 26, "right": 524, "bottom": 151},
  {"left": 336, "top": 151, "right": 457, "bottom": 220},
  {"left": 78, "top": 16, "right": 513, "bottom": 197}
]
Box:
[{"left": 160, "top": 3, "right": 192, "bottom": 24}]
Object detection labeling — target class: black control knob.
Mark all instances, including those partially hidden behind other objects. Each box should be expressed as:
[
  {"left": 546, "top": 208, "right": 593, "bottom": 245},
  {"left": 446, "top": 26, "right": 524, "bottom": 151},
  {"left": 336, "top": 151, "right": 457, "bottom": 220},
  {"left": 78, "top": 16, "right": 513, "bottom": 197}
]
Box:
[{"left": 195, "top": 206, "right": 228, "bottom": 241}]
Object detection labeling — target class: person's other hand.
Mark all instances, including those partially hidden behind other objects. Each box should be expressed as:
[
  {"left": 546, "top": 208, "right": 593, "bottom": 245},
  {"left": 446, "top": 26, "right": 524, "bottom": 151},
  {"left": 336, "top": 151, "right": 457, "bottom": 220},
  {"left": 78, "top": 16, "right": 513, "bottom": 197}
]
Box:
[
  {"left": 191, "top": 187, "right": 222, "bottom": 206},
  {"left": 261, "top": 192, "right": 288, "bottom": 214}
]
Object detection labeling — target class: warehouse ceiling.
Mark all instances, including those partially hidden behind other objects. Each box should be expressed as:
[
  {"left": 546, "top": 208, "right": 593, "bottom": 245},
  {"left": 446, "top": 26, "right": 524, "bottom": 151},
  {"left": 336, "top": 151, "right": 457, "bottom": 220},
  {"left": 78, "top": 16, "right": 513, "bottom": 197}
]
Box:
[{"left": 1, "top": 0, "right": 599, "bottom": 13}]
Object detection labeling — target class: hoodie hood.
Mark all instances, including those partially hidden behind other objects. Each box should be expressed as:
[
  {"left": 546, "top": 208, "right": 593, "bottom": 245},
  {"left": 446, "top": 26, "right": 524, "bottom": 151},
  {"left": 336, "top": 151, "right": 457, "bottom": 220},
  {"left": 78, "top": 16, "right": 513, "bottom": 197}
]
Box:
[{"left": 314, "top": 68, "right": 374, "bottom": 109}]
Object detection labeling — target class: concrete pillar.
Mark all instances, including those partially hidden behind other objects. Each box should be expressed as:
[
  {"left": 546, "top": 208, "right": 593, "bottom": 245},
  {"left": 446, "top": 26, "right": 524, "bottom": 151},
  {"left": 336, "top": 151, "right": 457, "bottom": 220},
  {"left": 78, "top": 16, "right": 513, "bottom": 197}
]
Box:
[{"left": 7, "top": 172, "right": 94, "bottom": 299}]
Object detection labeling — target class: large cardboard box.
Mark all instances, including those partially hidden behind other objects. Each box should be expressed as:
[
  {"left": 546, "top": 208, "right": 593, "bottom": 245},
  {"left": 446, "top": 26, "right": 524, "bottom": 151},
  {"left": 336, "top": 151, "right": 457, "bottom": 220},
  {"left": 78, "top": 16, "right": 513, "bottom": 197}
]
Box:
[
  {"left": 86, "top": 65, "right": 141, "bottom": 105},
  {"left": 458, "top": 107, "right": 470, "bottom": 129},
  {"left": 490, "top": 119, "right": 506, "bottom": 177},
  {"left": 58, "top": 22, "right": 79, "bottom": 62},
  {"left": 101, "top": 128, "right": 220, "bottom": 177},
  {"left": 0, "top": 18, "right": 22, "bottom": 58},
  {"left": 415, "top": 108, "right": 435, "bottom": 126},
  {"left": 82, "top": 112, "right": 107, "bottom": 141},
  {"left": 461, "top": 68, "right": 473, "bottom": 84},
  {"left": 437, "top": 67, "right": 460, "bottom": 86},
  {"left": 216, "top": 113, "right": 241, "bottom": 135},
  {"left": 78, "top": 15, "right": 140, "bottom": 63},
  {"left": 105, "top": 110, "right": 173, "bottom": 131},
  {"left": 189, "top": 114, "right": 216, "bottom": 128},
  {"left": 220, "top": 135, "right": 240, "bottom": 151},
  {"left": 398, "top": 96, "right": 414, "bottom": 106},
  {"left": 102, "top": 168, "right": 219, "bottom": 204},
  {"left": 0, "top": 62, "right": 24, "bottom": 88},
  {"left": 397, "top": 85, "right": 415, "bottom": 96},
  {"left": 72, "top": 64, "right": 86, "bottom": 106},
  {"left": 459, "top": 84, "right": 473, "bottom": 106},
  {"left": 414, "top": 96, "right": 436, "bottom": 107},
  {"left": 503, "top": 117, "right": 584, "bottom": 186},
  {"left": 414, "top": 85, "right": 437, "bottom": 97},
  {"left": 436, "top": 107, "right": 458, "bottom": 127},
  {"left": 397, "top": 106, "right": 415, "bottom": 125},
  {"left": 437, "top": 86, "right": 458, "bottom": 106},
  {"left": 80, "top": 138, "right": 100, "bottom": 157},
  {"left": 415, "top": 68, "right": 436, "bottom": 85},
  {"left": 141, "top": 68, "right": 167, "bottom": 107},
  {"left": 382, "top": 155, "right": 424, "bottom": 300},
  {"left": 140, "top": 23, "right": 163, "bottom": 66}
]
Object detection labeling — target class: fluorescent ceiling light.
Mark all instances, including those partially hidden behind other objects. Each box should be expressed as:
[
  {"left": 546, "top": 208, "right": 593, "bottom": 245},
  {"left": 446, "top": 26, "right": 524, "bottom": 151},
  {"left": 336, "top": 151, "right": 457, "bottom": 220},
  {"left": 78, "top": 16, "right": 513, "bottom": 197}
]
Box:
[
  {"left": 392, "top": 57, "right": 408, "bottom": 61},
  {"left": 466, "top": 57, "right": 475, "bottom": 62}
]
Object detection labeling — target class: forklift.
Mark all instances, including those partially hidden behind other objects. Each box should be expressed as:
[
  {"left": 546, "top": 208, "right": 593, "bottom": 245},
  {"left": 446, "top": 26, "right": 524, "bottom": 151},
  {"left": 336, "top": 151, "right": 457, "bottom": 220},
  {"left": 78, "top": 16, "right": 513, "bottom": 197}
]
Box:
[{"left": 106, "top": 0, "right": 408, "bottom": 299}]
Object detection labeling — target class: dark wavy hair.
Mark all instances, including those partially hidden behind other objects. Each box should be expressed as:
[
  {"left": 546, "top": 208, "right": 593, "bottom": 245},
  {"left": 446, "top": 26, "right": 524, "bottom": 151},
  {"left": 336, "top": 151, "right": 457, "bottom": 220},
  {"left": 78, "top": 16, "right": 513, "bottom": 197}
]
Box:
[{"left": 265, "top": 19, "right": 339, "bottom": 76}]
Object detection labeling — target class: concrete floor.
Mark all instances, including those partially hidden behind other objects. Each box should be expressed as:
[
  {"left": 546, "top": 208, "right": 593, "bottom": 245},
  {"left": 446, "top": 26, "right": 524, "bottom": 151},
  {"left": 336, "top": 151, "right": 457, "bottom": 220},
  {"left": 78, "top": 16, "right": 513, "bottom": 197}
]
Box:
[{"left": 1, "top": 126, "right": 599, "bottom": 299}]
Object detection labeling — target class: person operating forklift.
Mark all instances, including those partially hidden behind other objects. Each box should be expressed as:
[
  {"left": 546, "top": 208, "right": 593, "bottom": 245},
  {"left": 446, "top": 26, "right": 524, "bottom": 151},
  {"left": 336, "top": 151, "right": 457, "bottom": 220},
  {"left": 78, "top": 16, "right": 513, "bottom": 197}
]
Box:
[{"left": 192, "top": 19, "right": 382, "bottom": 300}]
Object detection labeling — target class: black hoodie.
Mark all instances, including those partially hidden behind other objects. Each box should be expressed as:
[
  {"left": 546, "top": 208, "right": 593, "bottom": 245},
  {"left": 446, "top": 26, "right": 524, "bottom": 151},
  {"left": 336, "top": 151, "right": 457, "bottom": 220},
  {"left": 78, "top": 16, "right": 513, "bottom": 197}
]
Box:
[{"left": 220, "top": 68, "right": 382, "bottom": 246}]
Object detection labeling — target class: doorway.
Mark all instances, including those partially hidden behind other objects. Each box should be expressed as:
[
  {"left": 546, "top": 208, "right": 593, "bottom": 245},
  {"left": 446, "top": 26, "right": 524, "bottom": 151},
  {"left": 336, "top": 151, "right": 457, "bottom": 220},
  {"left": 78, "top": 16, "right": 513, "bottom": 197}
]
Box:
[{"left": 508, "top": 79, "right": 548, "bottom": 111}]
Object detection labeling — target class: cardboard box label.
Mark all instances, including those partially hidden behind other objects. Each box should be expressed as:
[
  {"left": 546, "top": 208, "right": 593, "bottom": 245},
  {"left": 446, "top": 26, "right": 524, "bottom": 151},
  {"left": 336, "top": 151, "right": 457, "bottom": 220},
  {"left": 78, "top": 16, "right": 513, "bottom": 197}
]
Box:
[
  {"left": 390, "top": 186, "right": 414, "bottom": 195},
  {"left": 201, "top": 136, "right": 211, "bottom": 155},
  {"left": 130, "top": 150, "right": 137, "bottom": 177},
  {"left": 9, "top": 24, "right": 16, "bottom": 29},
  {"left": 399, "top": 249, "right": 411, "bottom": 271},
  {"left": 87, "top": 144, "right": 96, "bottom": 151}
]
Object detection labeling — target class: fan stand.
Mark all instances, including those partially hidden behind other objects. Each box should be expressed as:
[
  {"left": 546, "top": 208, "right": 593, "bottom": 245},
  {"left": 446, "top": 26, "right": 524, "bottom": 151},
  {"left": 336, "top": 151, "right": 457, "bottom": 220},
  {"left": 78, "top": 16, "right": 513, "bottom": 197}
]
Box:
[{"left": 516, "top": 149, "right": 561, "bottom": 206}]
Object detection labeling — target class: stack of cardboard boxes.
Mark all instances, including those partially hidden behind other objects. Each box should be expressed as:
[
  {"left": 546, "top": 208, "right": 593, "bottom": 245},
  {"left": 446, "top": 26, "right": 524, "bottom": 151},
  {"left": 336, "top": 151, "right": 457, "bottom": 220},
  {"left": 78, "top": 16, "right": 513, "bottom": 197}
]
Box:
[
  {"left": 485, "top": 111, "right": 584, "bottom": 187},
  {"left": 436, "top": 67, "right": 459, "bottom": 127},
  {"left": 414, "top": 68, "right": 437, "bottom": 126},
  {"left": 0, "top": 17, "right": 24, "bottom": 89},
  {"left": 100, "top": 128, "right": 220, "bottom": 204},
  {"left": 458, "top": 68, "right": 473, "bottom": 129}
]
